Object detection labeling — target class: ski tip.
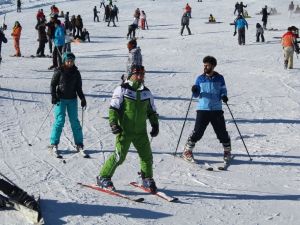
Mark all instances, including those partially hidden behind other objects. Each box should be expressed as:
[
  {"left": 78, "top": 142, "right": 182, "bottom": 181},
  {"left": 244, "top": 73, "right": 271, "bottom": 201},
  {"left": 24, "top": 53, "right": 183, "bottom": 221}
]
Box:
[
  {"left": 206, "top": 167, "right": 213, "bottom": 171},
  {"left": 83, "top": 154, "right": 90, "bottom": 158},
  {"left": 169, "top": 197, "right": 179, "bottom": 202}
]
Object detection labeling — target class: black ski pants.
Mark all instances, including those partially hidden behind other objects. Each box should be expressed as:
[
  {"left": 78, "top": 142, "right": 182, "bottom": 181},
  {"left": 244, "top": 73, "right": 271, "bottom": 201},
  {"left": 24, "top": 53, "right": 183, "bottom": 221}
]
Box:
[
  {"left": 127, "top": 24, "right": 137, "bottom": 38},
  {"left": 238, "top": 28, "right": 246, "bottom": 45},
  {"left": 94, "top": 14, "right": 99, "bottom": 22},
  {"left": 53, "top": 46, "right": 63, "bottom": 67},
  {"left": 37, "top": 40, "right": 46, "bottom": 56},
  {"left": 180, "top": 24, "right": 191, "bottom": 35},
  {"left": 256, "top": 32, "right": 265, "bottom": 42},
  {"left": 189, "top": 110, "right": 230, "bottom": 144}
]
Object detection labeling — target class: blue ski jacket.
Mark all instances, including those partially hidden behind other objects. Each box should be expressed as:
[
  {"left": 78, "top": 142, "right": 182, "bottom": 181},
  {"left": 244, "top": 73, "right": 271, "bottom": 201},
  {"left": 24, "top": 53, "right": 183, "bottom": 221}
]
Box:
[
  {"left": 235, "top": 18, "right": 248, "bottom": 30},
  {"left": 193, "top": 72, "right": 227, "bottom": 111},
  {"left": 54, "top": 25, "right": 65, "bottom": 47}
]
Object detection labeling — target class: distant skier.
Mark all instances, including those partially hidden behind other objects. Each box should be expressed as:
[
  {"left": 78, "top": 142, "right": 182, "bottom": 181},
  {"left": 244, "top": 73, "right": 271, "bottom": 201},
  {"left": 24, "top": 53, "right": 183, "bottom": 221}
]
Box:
[
  {"left": 237, "top": 1, "right": 247, "bottom": 16},
  {"left": 126, "top": 38, "right": 142, "bottom": 77},
  {"left": 288, "top": 1, "right": 294, "bottom": 16},
  {"left": 11, "top": 21, "right": 22, "bottom": 57},
  {"left": 180, "top": 12, "right": 192, "bottom": 36},
  {"left": 93, "top": 6, "right": 100, "bottom": 22},
  {"left": 49, "top": 20, "right": 64, "bottom": 70},
  {"left": 181, "top": 56, "right": 231, "bottom": 163},
  {"left": 35, "top": 18, "right": 48, "bottom": 57},
  {"left": 97, "top": 65, "right": 159, "bottom": 194},
  {"left": 261, "top": 5, "right": 270, "bottom": 29},
  {"left": 281, "top": 27, "right": 297, "bottom": 69},
  {"left": 17, "top": 0, "right": 21, "bottom": 13},
  {"left": 0, "top": 177, "right": 38, "bottom": 210},
  {"left": 0, "top": 27, "right": 8, "bottom": 63},
  {"left": 50, "top": 52, "right": 87, "bottom": 157},
  {"left": 233, "top": 14, "right": 248, "bottom": 45},
  {"left": 256, "top": 23, "right": 264, "bottom": 42},
  {"left": 140, "top": 10, "right": 148, "bottom": 30},
  {"left": 127, "top": 17, "right": 139, "bottom": 39}
]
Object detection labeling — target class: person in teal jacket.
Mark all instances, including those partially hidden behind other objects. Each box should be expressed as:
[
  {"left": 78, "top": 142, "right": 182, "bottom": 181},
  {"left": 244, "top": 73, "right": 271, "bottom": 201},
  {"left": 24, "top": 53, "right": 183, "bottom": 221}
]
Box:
[
  {"left": 97, "top": 65, "right": 159, "bottom": 193},
  {"left": 49, "top": 20, "right": 65, "bottom": 69},
  {"left": 234, "top": 14, "right": 248, "bottom": 45}
]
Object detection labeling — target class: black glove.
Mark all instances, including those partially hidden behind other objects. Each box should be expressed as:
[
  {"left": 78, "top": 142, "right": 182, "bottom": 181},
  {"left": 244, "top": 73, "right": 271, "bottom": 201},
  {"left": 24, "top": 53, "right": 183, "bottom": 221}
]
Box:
[
  {"left": 233, "top": 31, "right": 237, "bottom": 36},
  {"left": 111, "top": 123, "right": 122, "bottom": 134},
  {"left": 150, "top": 124, "right": 159, "bottom": 137},
  {"left": 222, "top": 95, "right": 228, "bottom": 103},
  {"left": 81, "top": 98, "right": 87, "bottom": 108},
  {"left": 52, "top": 96, "right": 59, "bottom": 105},
  {"left": 191, "top": 85, "right": 199, "bottom": 94}
]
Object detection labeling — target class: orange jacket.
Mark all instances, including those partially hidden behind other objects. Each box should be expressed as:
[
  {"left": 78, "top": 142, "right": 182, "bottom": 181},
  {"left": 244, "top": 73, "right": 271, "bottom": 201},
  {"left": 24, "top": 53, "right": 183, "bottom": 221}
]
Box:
[
  {"left": 281, "top": 31, "right": 295, "bottom": 47},
  {"left": 11, "top": 26, "right": 22, "bottom": 39}
]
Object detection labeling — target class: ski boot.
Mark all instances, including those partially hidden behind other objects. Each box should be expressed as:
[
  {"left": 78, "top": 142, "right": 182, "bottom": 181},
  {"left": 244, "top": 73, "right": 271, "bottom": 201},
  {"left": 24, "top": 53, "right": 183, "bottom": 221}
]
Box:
[
  {"left": 96, "top": 176, "right": 115, "bottom": 191},
  {"left": 223, "top": 143, "right": 232, "bottom": 163},
  {"left": 284, "top": 60, "right": 288, "bottom": 70},
  {"left": 9, "top": 187, "right": 38, "bottom": 211},
  {"left": 76, "top": 144, "right": 90, "bottom": 158},
  {"left": 49, "top": 144, "right": 62, "bottom": 158},
  {"left": 182, "top": 137, "right": 195, "bottom": 162},
  {"left": 142, "top": 178, "right": 157, "bottom": 194}
]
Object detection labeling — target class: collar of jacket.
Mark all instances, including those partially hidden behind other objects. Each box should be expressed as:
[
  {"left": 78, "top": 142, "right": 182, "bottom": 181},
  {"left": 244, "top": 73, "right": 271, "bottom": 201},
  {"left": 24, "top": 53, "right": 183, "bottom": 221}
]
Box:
[{"left": 125, "top": 79, "right": 144, "bottom": 90}]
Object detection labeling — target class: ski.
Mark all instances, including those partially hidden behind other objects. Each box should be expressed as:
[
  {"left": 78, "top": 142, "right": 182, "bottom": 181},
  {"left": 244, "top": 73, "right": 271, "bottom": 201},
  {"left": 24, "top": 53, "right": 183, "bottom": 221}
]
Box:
[
  {"left": 173, "top": 154, "right": 214, "bottom": 171},
  {"left": 215, "top": 155, "right": 235, "bottom": 171},
  {"left": 1, "top": 194, "right": 44, "bottom": 224},
  {"left": 47, "top": 145, "right": 63, "bottom": 159},
  {"left": 77, "top": 183, "right": 144, "bottom": 203},
  {"left": 129, "top": 182, "right": 178, "bottom": 202}
]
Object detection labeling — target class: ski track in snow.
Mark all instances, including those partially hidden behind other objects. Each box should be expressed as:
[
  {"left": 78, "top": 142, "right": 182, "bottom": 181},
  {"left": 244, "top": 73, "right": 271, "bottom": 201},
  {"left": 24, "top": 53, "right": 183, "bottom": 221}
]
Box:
[{"left": 0, "top": 0, "right": 300, "bottom": 224}]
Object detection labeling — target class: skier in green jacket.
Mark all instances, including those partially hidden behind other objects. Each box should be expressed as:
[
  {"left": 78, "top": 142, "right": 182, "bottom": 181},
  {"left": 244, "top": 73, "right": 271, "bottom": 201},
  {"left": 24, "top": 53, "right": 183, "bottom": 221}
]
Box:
[{"left": 97, "top": 65, "right": 159, "bottom": 193}]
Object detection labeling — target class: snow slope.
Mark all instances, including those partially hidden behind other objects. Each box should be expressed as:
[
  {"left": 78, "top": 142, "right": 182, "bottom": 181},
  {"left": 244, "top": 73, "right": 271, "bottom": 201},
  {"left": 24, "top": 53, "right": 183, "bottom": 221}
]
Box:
[{"left": 0, "top": 0, "right": 300, "bottom": 224}]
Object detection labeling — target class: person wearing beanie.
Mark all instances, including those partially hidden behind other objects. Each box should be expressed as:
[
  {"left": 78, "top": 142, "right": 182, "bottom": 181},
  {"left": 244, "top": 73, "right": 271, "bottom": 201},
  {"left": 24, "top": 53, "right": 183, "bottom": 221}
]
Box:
[
  {"left": 182, "top": 56, "right": 231, "bottom": 164},
  {"left": 49, "top": 52, "right": 89, "bottom": 158},
  {"left": 97, "top": 65, "right": 159, "bottom": 194}
]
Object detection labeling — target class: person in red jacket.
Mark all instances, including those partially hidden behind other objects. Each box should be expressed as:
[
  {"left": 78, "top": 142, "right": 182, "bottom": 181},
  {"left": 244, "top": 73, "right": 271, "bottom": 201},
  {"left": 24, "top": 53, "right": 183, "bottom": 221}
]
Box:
[
  {"left": 185, "top": 3, "right": 192, "bottom": 18},
  {"left": 11, "top": 21, "right": 22, "bottom": 57},
  {"left": 281, "top": 27, "right": 297, "bottom": 69}
]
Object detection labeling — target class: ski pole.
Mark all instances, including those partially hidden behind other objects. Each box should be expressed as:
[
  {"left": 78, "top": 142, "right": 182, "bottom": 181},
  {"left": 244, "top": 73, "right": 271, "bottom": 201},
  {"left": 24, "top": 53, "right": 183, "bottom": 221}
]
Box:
[
  {"left": 0, "top": 172, "right": 18, "bottom": 187},
  {"left": 173, "top": 95, "right": 193, "bottom": 156},
  {"left": 225, "top": 102, "right": 253, "bottom": 161},
  {"left": 28, "top": 105, "right": 54, "bottom": 146},
  {"left": 81, "top": 107, "right": 84, "bottom": 128}
]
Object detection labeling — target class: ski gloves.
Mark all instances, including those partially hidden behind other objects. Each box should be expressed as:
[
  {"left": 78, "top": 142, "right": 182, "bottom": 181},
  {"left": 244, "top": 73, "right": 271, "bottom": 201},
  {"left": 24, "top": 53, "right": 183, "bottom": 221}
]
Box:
[
  {"left": 110, "top": 123, "right": 122, "bottom": 134},
  {"left": 233, "top": 31, "right": 237, "bottom": 36},
  {"left": 192, "top": 85, "right": 228, "bottom": 103},
  {"left": 81, "top": 98, "right": 87, "bottom": 109},
  {"left": 222, "top": 95, "right": 228, "bottom": 103},
  {"left": 150, "top": 124, "right": 159, "bottom": 137}
]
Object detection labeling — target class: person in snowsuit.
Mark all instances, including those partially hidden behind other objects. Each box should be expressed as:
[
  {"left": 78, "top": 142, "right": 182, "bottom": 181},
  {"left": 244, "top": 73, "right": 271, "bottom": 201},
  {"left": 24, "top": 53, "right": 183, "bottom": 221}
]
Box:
[
  {"left": 107, "top": 6, "right": 117, "bottom": 27},
  {"left": 35, "top": 19, "right": 48, "bottom": 57},
  {"left": 11, "top": 21, "right": 22, "bottom": 57},
  {"left": 93, "top": 6, "right": 100, "bottom": 22},
  {"left": 97, "top": 65, "right": 159, "bottom": 194},
  {"left": 234, "top": 14, "right": 248, "bottom": 45},
  {"left": 182, "top": 56, "right": 231, "bottom": 163},
  {"left": 75, "top": 15, "right": 83, "bottom": 37},
  {"left": 127, "top": 17, "right": 139, "bottom": 39},
  {"left": 126, "top": 38, "right": 142, "bottom": 77},
  {"left": 261, "top": 5, "right": 270, "bottom": 29},
  {"left": 50, "top": 52, "right": 87, "bottom": 155},
  {"left": 0, "top": 177, "right": 38, "bottom": 210},
  {"left": 289, "top": 1, "right": 294, "bottom": 16},
  {"left": 281, "top": 27, "right": 297, "bottom": 69},
  {"left": 45, "top": 16, "right": 56, "bottom": 54},
  {"left": 49, "top": 20, "right": 64, "bottom": 70},
  {"left": 180, "top": 12, "right": 191, "bottom": 35},
  {"left": 0, "top": 28, "right": 8, "bottom": 63},
  {"left": 208, "top": 14, "right": 216, "bottom": 22},
  {"left": 17, "top": 0, "right": 21, "bottom": 12},
  {"left": 256, "top": 23, "right": 264, "bottom": 42}
]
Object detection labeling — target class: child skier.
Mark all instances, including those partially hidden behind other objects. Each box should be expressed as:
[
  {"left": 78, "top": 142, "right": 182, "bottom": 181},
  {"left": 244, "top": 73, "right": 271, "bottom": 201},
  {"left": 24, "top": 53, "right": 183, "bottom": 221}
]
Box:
[
  {"left": 182, "top": 56, "right": 231, "bottom": 162},
  {"left": 256, "top": 23, "right": 265, "bottom": 42},
  {"left": 50, "top": 52, "right": 88, "bottom": 157},
  {"left": 97, "top": 65, "right": 159, "bottom": 194}
]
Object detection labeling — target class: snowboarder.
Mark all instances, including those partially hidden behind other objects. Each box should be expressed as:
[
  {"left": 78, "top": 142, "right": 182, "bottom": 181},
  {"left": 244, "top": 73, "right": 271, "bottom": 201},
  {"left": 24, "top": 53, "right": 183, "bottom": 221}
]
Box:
[
  {"left": 11, "top": 21, "right": 22, "bottom": 57},
  {"left": 180, "top": 12, "right": 192, "bottom": 36},
  {"left": 261, "top": 5, "right": 269, "bottom": 30},
  {"left": 50, "top": 52, "right": 87, "bottom": 156},
  {"left": 233, "top": 14, "right": 248, "bottom": 45},
  {"left": 35, "top": 18, "right": 48, "bottom": 57},
  {"left": 97, "top": 65, "right": 159, "bottom": 193},
  {"left": 93, "top": 6, "right": 100, "bottom": 22},
  {"left": 126, "top": 38, "right": 142, "bottom": 77},
  {"left": 208, "top": 14, "right": 216, "bottom": 22},
  {"left": 127, "top": 17, "right": 139, "bottom": 39},
  {"left": 256, "top": 23, "right": 264, "bottom": 42},
  {"left": 49, "top": 19, "right": 64, "bottom": 70},
  {"left": 0, "top": 27, "right": 8, "bottom": 63},
  {"left": 281, "top": 27, "right": 297, "bottom": 69},
  {"left": 181, "top": 56, "right": 231, "bottom": 163},
  {"left": 17, "top": 0, "right": 21, "bottom": 13},
  {"left": 0, "top": 177, "right": 38, "bottom": 210}
]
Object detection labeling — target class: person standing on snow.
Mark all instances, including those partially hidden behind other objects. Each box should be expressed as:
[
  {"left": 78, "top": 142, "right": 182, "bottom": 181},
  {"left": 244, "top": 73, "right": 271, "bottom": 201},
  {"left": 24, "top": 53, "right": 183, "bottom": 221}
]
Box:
[
  {"left": 180, "top": 12, "right": 192, "bottom": 36},
  {"left": 261, "top": 5, "right": 270, "bottom": 30},
  {"left": 97, "top": 65, "right": 159, "bottom": 193},
  {"left": 35, "top": 18, "right": 48, "bottom": 57},
  {"left": 181, "top": 56, "right": 231, "bottom": 163},
  {"left": 49, "top": 20, "right": 64, "bottom": 70},
  {"left": 11, "top": 21, "right": 22, "bottom": 57},
  {"left": 140, "top": 10, "right": 148, "bottom": 30},
  {"left": 50, "top": 52, "right": 87, "bottom": 157},
  {"left": 234, "top": 14, "right": 248, "bottom": 45},
  {"left": 93, "top": 6, "right": 100, "bottom": 22},
  {"left": 281, "top": 27, "right": 297, "bottom": 69},
  {"left": 237, "top": 1, "right": 247, "bottom": 16},
  {"left": 127, "top": 17, "right": 139, "bottom": 39},
  {"left": 0, "top": 28, "right": 8, "bottom": 63},
  {"left": 17, "top": 0, "right": 21, "bottom": 13},
  {"left": 125, "top": 38, "right": 142, "bottom": 79},
  {"left": 288, "top": 1, "right": 294, "bottom": 16},
  {"left": 185, "top": 3, "right": 192, "bottom": 18},
  {"left": 256, "top": 23, "right": 265, "bottom": 42}
]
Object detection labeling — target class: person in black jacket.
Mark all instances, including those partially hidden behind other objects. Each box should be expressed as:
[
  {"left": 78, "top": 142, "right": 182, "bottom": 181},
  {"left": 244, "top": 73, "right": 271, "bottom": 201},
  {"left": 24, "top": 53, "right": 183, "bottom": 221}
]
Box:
[
  {"left": 94, "top": 6, "right": 100, "bottom": 22},
  {"left": 180, "top": 12, "right": 191, "bottom": 35},
  {"left": 17, "top": 0, "right": 21, "bottom": 12},
  {"left": 0, "top": 28, "right": 8, "bottom": 63},
  {"left": 50, "top": 52, "right": 87, "bottom": 156},
  {"left": 261, "top": 5, "right": 270, "bottom": 29},
  {"left": 35, "top": 19, "right": 48, "bottom": 57}
]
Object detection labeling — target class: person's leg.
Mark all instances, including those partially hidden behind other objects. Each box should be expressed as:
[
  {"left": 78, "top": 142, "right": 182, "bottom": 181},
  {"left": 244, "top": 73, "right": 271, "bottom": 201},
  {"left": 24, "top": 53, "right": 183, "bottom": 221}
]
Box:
[
  {"left": 256, "top": 33, "right": 260, "bottom": 42},
  {"left": 99, "top": 134, "right": 132, "bottom": 178},
  {"left": 50, "top": 100, "right": 67, "bottom": 145},
  {"left": 261, "top": 33, "right": 265, "bottom": 42},
  {"left": 57, "top": 46, "right": 63, "bottom": 66},
  {"left": 187, "top": 25, "right": 192, "bottom": 35},
  {"left": 66, "top": 99, "right": 83, "bottom": 145}
]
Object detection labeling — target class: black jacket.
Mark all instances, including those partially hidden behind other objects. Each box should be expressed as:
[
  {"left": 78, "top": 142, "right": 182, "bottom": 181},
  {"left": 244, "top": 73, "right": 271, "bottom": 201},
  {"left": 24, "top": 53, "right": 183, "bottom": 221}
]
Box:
[
  {"left": 181, "top": 14, "right": 189, "bottom": 26},
  {"left": 262, "top": 8, "right": 269, "bottom": 22},
  {"left": 51, "top": 66, "right": 85, "bottom": 100},
  {"left": 0, "top": 30, "right": 7, "bottom": 44}
]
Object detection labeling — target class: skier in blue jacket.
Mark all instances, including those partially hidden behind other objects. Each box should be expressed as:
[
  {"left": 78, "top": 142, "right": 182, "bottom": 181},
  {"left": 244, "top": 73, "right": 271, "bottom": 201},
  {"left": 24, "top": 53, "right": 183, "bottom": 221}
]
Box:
[
  {"left": 49, "top": 20, "right": 65, "bottom": 70},
  {"left": 182, "top": 56, "right": 231, "bottom": 162},
  {"left": 234, "top": 14, "right": 248, "bottom": 45}
]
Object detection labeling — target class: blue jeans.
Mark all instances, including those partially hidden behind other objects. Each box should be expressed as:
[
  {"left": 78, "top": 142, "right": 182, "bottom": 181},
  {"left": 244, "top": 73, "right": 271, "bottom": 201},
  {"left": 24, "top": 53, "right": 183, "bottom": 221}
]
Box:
[{"left": 50, "top": 98, "right": 83, "bottom": 145}]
